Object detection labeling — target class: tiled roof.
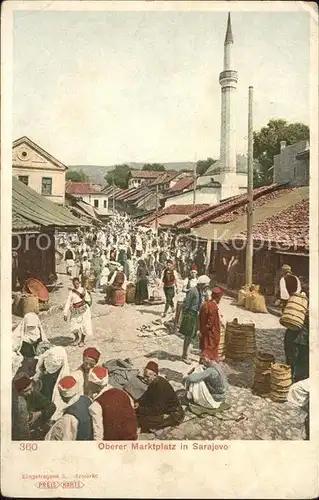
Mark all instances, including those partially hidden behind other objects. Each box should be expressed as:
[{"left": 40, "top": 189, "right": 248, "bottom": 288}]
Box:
[
  {"left": 234, "top": 199, "right": 309, "bottom": 248},
  {"left": 101, "top": 185, "right": 123, "bottom": 197},
  {"left": 65, "top": 182, "right": 100, "bottom": 195},
  {"left": 112, "top": 187, "right": 137, "bottom": 201},
  {"left": 137, "top": 203, "right": 209, "bottom": 226},
  {"left": 149, "top": 172, "right": 180, "bottom": 186},
  {"left": 130, "top": 170, "right": 162, "bottom": 179},
  {"left": 213, "top": 187, "right": 295, "bottom": 223},
  {"left": 168, "top": 176, "right": 195, "bottom": 192},
  {"left": 174, "top": 184, "right": 288, "bottom": 230},
  {"left": 13, "top": 177, "right": 88, "bottom": 231}
]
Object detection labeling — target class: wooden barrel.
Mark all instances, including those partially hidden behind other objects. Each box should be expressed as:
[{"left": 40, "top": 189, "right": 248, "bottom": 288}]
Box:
[
  {"left": 269, "top": 363, "right": 292, "bottom": 402},
  {"left": 112, "top": 288, "right": 126, "bottom": 306},
  {"left": 21, "top": 294, "right": 39, "bottom": 315},
  {"left": 126, "top": 283, "right": 136, "bottom": 304},
  {"left": 174, "top": 300, "right": 184, "bottom": 326},
  {"left": 252, "top": 352, "right": 275, "bottom": 395},
  {"left": 280, "top": 292, "right": 308, "bottom": 331},
  {"left": 225, "top": 318, "right": 256, "bottom": 360}
]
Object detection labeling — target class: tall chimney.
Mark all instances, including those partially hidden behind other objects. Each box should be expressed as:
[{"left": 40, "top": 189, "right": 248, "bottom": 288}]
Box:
[{"left": 280, "top": 141, "right": 287, "bottom": 152}]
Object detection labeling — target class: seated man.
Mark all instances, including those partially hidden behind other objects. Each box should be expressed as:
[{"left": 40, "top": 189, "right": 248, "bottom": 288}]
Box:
[
  {"left": 88, "top": 366, "right": 138, "bottom": 441},
  {"left": 136, "top": 361, "right": 184, "bottom": 433},
  {"left": 14, "top": 373, "right": 56, "bottom": 439},
  {"left": 72, "top": 347, "right": 100, "bottom": 396},
  {"left": 183, "top": 350, "right": 228, "bottom": 410},
  {"left": 45, "top": 376, "right": 93, "bottom": 441}
]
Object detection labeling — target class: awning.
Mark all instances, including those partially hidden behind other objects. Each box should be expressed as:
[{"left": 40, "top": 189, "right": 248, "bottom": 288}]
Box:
[
  {"left": 13, "top": 176, "right": 90, "bottom": 232},
  {"left": 276, "top": 251, "right": 309, "bottom": 257}
]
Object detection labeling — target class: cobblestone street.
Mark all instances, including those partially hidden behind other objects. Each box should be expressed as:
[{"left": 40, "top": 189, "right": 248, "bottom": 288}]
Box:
[{"left": 15, "top": 274, "right": 307, "bottom": 441}]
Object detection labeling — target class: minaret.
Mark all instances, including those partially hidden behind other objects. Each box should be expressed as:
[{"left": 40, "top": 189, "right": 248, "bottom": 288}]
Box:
[{"left": 219, "top": 13, "right": 238, "bottom": 175}]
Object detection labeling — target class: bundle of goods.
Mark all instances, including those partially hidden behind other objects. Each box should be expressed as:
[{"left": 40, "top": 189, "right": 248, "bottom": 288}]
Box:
[
  {"left": 244, "top": 284, "right": 268, "bottom": 313},
  {"left": 280, "top": 292, "right": 308, "bottom": 331},
  {"left": 269, "top": 363, "right": 292, "bottom": 402},
  {"left": 23, "top": 278, "right": 49, "bottom": 312},
  {"left": 126, "top": 283, "right": 136, "bottom": 304},
  {"left": 21, "top": 293, "right": 39, "bottom": 316},
  {"left": 237, "top": 285, "right": 250, "bottom": 307},
  {"left": 252, "top": 352, "right": 275, "bottom": 396},
  {"left": 225, "top": 318, "right": 256, "bottom": 361}
]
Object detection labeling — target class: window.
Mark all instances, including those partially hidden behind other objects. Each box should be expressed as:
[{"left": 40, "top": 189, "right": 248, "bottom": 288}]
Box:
[
  {"left": 103, "top": 200, "right": 107, "bottom": 208},
  {"left": 94, "top": 199, "right": 99, "bottom": 208},
  {"left": 18, "top": 175, "right": 29, "bottom": 186},
  {"left": 41, "top": 177, "right": 52, "bottom": 195}
]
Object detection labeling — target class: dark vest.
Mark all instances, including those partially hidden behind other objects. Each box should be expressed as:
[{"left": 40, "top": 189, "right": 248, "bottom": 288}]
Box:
[
  {"left": 64, "top": 396, "right": 93, "bottom": 441},
  {"left": 65, "top": 250, "right": 74, "bottom": 260},
  {"left": 284, "top": 274, "right": 299, "bottom": 296},
  {"left": 96, "top": 388, "right": 137, "bottom": 441},
  {"left": 163, "top": 269, "right": 175, "bottom": 287}
]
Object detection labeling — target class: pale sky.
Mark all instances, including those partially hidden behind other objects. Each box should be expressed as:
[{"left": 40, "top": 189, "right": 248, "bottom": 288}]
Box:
[{"left": 13, "top": 9, "right": 310, "bottom": 166}]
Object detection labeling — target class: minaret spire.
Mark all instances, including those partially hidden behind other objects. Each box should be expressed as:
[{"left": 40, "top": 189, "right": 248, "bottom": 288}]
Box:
[
  {"left": 225, "top": 12, "right": 234, "bottom": 44},
  {"left": 219, "top": 13, "right": 238, "bottom": 175}
]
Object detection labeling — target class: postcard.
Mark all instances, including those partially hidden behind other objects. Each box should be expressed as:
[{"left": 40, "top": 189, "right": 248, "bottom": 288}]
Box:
[{"left": 1, "top": 1, "right": 318, "bottom": 498}]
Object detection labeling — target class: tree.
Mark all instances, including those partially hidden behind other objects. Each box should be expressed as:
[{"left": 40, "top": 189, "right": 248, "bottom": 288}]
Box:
[
  {"left": 142, "top": 163, "right": 166, "bottom": 171},
  {"left": 253, "top": 119, "right": 309, "bottom": 187},
  {"left": 66, "top": 170, "right": 89, "bottom": 182},
  {"left": 196, "top": 157, "right": 217, "bottom": 176},
  {"left": 105, "top": 164, "right": 131, "bottom": 189}
]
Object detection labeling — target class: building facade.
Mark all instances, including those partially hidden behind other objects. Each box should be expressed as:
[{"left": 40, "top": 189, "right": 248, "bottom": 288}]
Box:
[
  {"left": 65, "top": 182, "right": 110, "bottom": 216},
  {"left": 128, "top": 171, "right": 162, "bottom": 189},
  {"left": 273, "top": 140, "right": 309, "bottom": 186},
  {"left": 12, "top": 136, "right": 67, "bottom": 205}
]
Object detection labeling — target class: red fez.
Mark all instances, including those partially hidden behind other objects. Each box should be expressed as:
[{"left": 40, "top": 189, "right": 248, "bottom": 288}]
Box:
[
  {"left": 191, "top": 265, "right": 198, "bottom": 271},
  {"left": 212, "top": 287, "right": 223, "bottom": 295},
  {"left": 92, "top": 366, "right": 108, "bottom": 379},
  {"left": 59, "top": 376, "right": 77, "bottom": 390},
  {"left": 14, "top": 374, "right": 32, "bottom": 393},
  {"left": 145, "top": 361, "right": 159, "bottom": 374},
  {"left": 83, "top": 347, "right": 100, "bottom": 362}
]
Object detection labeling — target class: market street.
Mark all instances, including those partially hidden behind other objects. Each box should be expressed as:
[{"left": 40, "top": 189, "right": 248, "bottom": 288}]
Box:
[{"left": 15, "top": 274, "right": 306, "bottom": 441}]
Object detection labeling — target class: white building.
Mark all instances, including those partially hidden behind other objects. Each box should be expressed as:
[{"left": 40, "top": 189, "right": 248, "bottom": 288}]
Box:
[
  {"left": 65, "top": 182, "right": 110, "bottom": 216},
  {"left": 12, "top": 136, "right": 67, "bottom": 205}
]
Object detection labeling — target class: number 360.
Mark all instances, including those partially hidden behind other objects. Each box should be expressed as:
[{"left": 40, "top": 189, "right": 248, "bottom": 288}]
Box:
[{"left": 19, "top": 443, "right": 38, "bottom": 451}]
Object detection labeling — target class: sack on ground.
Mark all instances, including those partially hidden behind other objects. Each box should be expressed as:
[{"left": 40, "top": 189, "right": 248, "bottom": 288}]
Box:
[
  {"left": 250, "top": 292, "right": 268, "bottom": 313},
  {"left": 237, "top": 285, "right": 249, "bottom": 307}
]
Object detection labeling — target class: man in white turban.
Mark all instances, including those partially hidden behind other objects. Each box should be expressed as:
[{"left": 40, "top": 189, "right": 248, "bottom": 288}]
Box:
[
  {"left": 33, "top": 346, "right": 70, "bottom": 421},
  {"left": 45, "top": 376, "right": 93, "bottom": 441}
]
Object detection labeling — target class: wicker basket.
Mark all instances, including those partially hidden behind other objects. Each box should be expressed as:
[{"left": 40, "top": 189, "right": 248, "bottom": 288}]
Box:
[
  {"left": 218, "top": 323, "right": 226, "bottom": 361},
  {"left": 269, "top": 363, "right": 292, "bottom": 402},
  {"left": 252, "top": 352, "right": 275, "bottom": 395},
  {"left": 225, "top": 318, "right": 256, "bottom": 360},
  {"left": 280, "top": 292, "right": 308, "bottom": 331}
]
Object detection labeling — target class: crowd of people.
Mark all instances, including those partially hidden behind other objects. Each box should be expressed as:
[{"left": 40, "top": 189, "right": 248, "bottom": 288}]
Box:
[
  {"left": 11, "top": 213, "right": 309, "bottom": 441},
  {"left": 12, "top": 337, "right": 229, "bottom": 441}
]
